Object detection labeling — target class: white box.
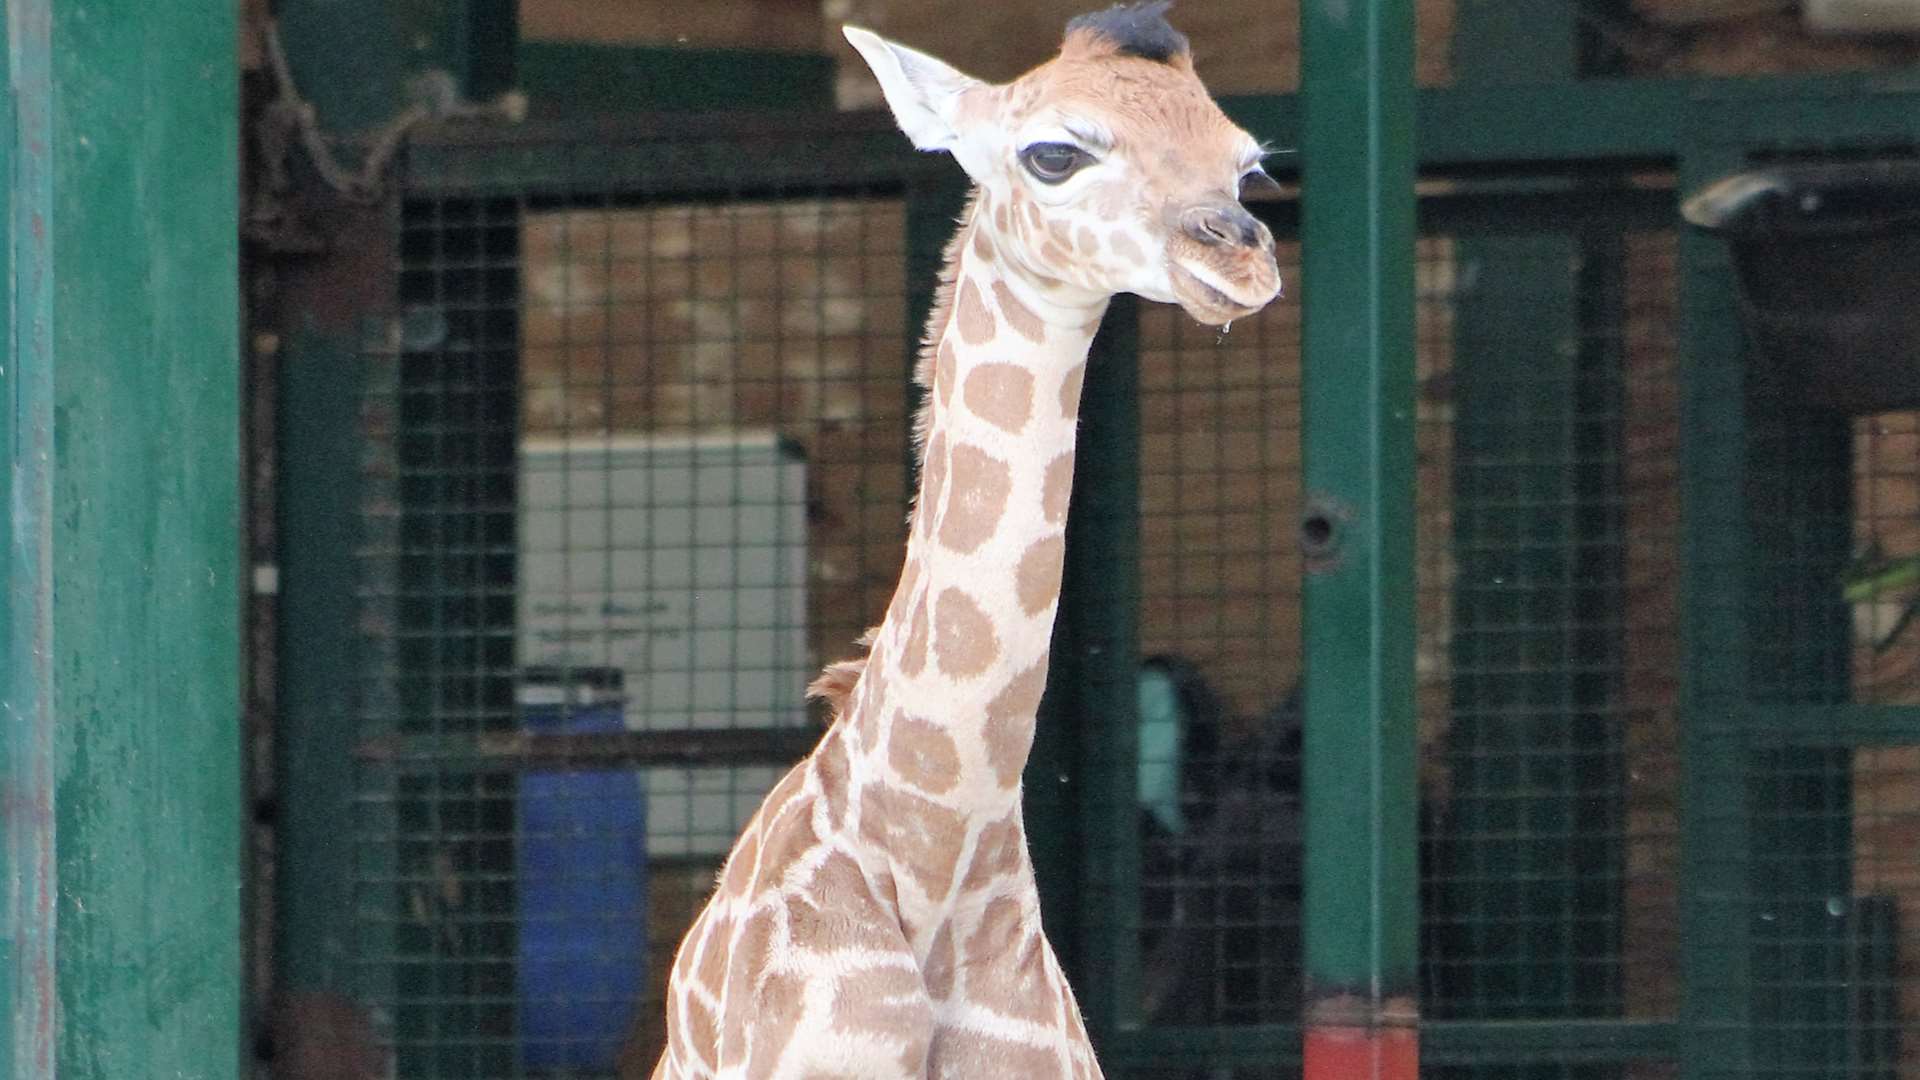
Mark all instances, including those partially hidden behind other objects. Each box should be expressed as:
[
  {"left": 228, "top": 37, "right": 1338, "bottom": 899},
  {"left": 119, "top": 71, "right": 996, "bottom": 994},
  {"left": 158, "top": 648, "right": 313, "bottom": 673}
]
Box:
[{"left": 518, "top": 431, "right": 811, "bottom": 855}]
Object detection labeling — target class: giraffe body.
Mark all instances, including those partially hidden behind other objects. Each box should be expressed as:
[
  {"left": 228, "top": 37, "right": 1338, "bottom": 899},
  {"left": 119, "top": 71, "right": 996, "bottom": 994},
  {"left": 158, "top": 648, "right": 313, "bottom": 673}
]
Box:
[{"left": 651, "top": 5, "right": 1280, "bottom": 1077}]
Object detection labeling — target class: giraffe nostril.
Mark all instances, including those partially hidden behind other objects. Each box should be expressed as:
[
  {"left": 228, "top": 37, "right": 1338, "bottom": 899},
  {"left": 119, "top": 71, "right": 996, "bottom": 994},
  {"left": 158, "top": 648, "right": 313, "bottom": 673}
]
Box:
[{"left": 1182, "top": 204, "right": 1264, "bottom": 249}]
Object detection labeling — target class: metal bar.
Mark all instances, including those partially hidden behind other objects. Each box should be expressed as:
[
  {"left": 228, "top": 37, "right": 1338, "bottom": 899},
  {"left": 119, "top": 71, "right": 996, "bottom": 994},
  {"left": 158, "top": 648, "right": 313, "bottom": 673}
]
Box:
[
  {"left": 273, "top": 0, "right": 413, "bottom": 1021},
  {"left": 1722, "top": 705, "right": 1920, "bottom": 746},
  {"left": 5, "top": 0, "right": 241, "bottom": 1074},
  {"left": 353, "top": 728, "right": 822, "bottom": 771},
  {"left": 1105, "top": 1019, "right": 1679, "bottom": 1067},
  {"left": 516, "top": 44, "right": 835, "bottom": 121},
  {"left": 405, "top": 128, "right": 941, "bottom": 199},
  {"left": 1225, "top": 73, "right": 1920, "bottom": 168},
  {"left": 1059, "top": 296, "right": 1144, "bottom": 1039},
  {"left": 1298, "top": 0, "right": 1419, "bottom": 1076},
  {"left": 275, "top": 216, "right": 392, "bottom": 1005},
  {"left": 460, "top": 0, "right": 517, "bottom": 101},
  {"left": 397, "top": 73, "right": 1920, "bottom": 198},
  {"left": 1676, "top": 147, "right": 1759, "bottom": 1080}
]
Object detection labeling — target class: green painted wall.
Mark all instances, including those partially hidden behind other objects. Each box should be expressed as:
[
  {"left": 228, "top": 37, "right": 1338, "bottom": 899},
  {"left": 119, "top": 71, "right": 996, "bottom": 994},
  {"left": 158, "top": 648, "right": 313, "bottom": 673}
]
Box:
[{"left": 5, "top": 1, "right": 242, "bottom": 1076}]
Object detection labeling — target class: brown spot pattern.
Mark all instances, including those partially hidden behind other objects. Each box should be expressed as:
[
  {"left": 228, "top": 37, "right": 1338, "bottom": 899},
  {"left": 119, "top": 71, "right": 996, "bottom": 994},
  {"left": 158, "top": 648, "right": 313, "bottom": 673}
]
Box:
[
  {"left": 745, "top": 972, "right": 806, "bottom": 1080},
  {"left": 856, "top": 674, "right": 882, "bottom": 751},
  {"left": 1024, "top": 200, "right": 1044, "bottom": 232},
  {"left": 754, "top": 797, "right": 818, "bottom": 897},
  {"left": 963, "top": 897, "right": 1058, "bottom": 1025},
  {"left": 990, "top": 281, "right": 1046, "bottom": 344},
  {"left": 831, "top": 965, "right": 928, "bottom": 1037},
  {"left": 687, "top": 996, "right": 719, "bottom": 1067},
  {"left": 983, "top": 660, "right": 1049, "bottom": 787},
  {"left": 1042, "top": 240, "right": 1074, "bottom": 265},
  {"left": 925, "top": 922, "right": 957, "bottom": 1001},
  {"left": 1077, "top": 225, "right": 1100, "bottom": 256},
  {"left": 1109, "top": 230, "right": 1146, "bottom": 265},
  {"left": 955, "top": 279, "right": 995, "bottom": 346},
  {"left": 994, "top": 202, "right": 1011, "bottom": 234},
  {"left": 723, "top": 821, "right": 761, "bottom": 896},
  {"left": 762, "top": 762, "right": 807, "bottom": 825},
  {"left": 921, "top": 432, "right": 949, "bottom": 540},
  {"left": 933, "top": 587, "right": 999, "bottom": 679},
  {"left": 784, "top": 889, "right": 898, "bottom": 955},
  {"left": 971, "top": 227, "right": 994, "bottom": 262},
  {"left": 888, "top": 715, "right": 962, "bottom": 794},
  {"left": 720, "top": 912, "right": 775, "bottom": 1066},
  {"left": 1015, "top": 534, "right": 1066, "bottom": 616},
  {"left": 927, "top": 1027, "right": 1061, "bottom": 1079},
  {"left": 1059, "top": 362, "right": 1086, "bottom": 418},
  {"left": 695, "top": 913, "right": 731, "bottom": 993},
  {"left": 961, "top": 811, "right": 1024, "bottom": 892},
  {"left": 858, "top": 783, "right": 966, "bottom": 898},
  {"left": 901, "top": 593, "right": 931, "bottom": 678},
  {"left": 962, "top": 362, "right": 1035, "bottom": 435},
  {"left": 1042, "top": 450, "right": 1075, "bottom": 525},
  {"left": 938, "top": 445, "right": 1011, "bottom": 554},
  {"left": 815, "top": 731, "right": 851, "bottom": 830},
  {"left": 935, "top": 340, "right": 958, "bottom": 409}
]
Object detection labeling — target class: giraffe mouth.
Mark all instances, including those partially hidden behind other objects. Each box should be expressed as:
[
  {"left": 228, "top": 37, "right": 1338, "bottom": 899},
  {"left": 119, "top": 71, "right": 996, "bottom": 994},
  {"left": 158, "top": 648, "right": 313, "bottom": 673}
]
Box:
[{"left": 1168, "top": 260, "right": 1279, "bottom": 324}]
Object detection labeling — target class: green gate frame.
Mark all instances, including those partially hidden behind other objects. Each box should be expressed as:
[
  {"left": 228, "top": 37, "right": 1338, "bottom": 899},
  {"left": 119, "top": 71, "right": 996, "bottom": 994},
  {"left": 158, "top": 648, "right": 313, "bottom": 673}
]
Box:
[
  {"left": 270, "top": 2, "right": 1920, "bottom": 1076},
  {"left": 3, "top": 0, "right": 242, "bottom": 1076}
]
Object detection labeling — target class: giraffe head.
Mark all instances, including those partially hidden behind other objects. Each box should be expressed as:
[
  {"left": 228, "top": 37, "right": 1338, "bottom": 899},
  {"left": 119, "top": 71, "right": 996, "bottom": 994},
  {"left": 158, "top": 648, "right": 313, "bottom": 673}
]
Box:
[{"left": 846, "top": 1, "right": 1281, "bottom": 326}]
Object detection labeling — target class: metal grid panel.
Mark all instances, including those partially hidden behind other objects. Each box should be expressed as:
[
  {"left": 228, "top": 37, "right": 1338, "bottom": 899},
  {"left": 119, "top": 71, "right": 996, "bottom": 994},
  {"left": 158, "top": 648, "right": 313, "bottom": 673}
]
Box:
[
  {"left": 1119, "top": 205, "right": 1684, "bottom": 1079},
  {"left": 1419, "top": 224, "right": 1684, "bottom": 1036},
  {"left": 320, "top": 117, "right": 1920, "bottom": 1079},
  {"left": 352, "top": 132, "right": 916, "bottom": 1077},
  {"left": 1133, "top": 240, "right": 1305, "bottom": 1030},
  {"left": 1731, "top": 385, "right": 1920, "bottom": 1078}
]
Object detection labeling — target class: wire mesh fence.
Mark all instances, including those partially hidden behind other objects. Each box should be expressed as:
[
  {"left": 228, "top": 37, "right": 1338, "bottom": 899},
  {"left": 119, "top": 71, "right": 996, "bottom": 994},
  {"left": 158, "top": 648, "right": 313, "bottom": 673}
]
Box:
[
  {"left": 351, "top": 127, "right": 923, "bottom": 1077},
  {"left": 315, "top": 118, "right": 1920, "bottom": 1079}
]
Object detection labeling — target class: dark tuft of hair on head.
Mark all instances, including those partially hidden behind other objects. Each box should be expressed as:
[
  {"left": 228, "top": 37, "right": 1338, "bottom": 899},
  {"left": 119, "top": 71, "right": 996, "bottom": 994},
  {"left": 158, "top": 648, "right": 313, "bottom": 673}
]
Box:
[{"left": 1065, "top": 1, "right": 1190, "bottom": 64}]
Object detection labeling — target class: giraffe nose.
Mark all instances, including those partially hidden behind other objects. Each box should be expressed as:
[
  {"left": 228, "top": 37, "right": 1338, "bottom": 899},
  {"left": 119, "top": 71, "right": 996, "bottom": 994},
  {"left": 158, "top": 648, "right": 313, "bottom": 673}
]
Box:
[{"left": 1180, "top": 202, "right": 1266, "bottom": 249}]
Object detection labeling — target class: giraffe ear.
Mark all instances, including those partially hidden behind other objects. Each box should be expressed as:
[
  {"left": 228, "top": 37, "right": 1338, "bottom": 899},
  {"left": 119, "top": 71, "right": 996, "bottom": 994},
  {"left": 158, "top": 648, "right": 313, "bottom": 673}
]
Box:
[{"left": 843, "top": 26, "right": 982, "bottom": 155}]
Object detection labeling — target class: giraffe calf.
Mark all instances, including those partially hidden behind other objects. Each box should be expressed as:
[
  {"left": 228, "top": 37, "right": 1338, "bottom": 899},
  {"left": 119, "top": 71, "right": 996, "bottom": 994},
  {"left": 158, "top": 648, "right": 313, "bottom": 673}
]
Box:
[{"left": 649, "top": 4, "right": 1280, "bottom": 1076}]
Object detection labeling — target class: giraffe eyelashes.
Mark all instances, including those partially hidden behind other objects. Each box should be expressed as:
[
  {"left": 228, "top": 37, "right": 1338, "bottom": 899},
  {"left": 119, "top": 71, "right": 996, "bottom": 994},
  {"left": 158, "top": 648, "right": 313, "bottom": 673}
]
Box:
[{"left": 1019, "top": 142, "right": 1097, "bottom": 184}]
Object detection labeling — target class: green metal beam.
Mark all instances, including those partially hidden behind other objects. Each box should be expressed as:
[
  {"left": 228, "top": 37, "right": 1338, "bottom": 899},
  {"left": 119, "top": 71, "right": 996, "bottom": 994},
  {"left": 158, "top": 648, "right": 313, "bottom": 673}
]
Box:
[
  {"left": 5, "top": 0, "right": 241, "bottom": 1075},
  {"left": 1223, "top": 72, "right": 1920, "bottom": 167},
  {"left": 1676, "top": 147, "right": 1759, "bottom": 1080},
  {"left": 1298, "top": 0, "right": 1420, "bottom": 1077},
  {"left": 273, "top": 0, "right": 412, "bottom": 1020},
  {"left": 516, "top": 44, "right": 834, "bottom": 120},
  {"left": 1733, "top": 705, "right": 1920, "bottom": 746},
  {"left": 1059, "top": 297, "right": 1145, "bottom": 1041},
  {"left": 1105, "top": 1019, "right": 1679, "bottom": 1067},
  {"left": 397, "top": 72, "right": 1920, "bottom": 202}
]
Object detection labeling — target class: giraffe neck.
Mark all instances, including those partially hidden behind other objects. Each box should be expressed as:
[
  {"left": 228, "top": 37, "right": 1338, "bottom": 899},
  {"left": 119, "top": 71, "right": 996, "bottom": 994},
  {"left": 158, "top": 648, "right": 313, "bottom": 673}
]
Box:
[{"left": 835, "top": 190, "right": 1106, "bottom": 925}]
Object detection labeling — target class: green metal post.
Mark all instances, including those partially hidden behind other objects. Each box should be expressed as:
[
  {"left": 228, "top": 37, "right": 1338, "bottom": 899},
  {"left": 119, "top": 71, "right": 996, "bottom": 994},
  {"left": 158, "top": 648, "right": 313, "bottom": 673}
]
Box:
[
  {"left": 272, "top": 0, "right": 411, "bottom": 1024},
  {"left": 4, "top": 0, "right": 241, "bottom": 1076},
  {"left": 1675, "top": 148, "right": 1757, "bottom": 1080},
  {"left": 1298, "top": 0, "right": 1420, "bottom": 1076},
  {"left": 1059, "top": 297, "right": 1143, "bottom": 1041}
]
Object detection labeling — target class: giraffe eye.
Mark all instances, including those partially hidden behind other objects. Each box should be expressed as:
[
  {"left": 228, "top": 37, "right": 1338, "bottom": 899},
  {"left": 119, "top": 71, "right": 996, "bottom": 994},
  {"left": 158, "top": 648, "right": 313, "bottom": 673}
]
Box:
[{"left": 1020, "top": 142, "right": 1094, "bottom": 184}]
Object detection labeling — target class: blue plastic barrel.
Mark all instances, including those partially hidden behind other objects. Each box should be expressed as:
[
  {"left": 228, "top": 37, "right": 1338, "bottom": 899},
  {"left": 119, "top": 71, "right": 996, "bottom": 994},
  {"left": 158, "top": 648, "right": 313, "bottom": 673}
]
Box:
[{"left": 516, "top": 669, "right": 648, "bottom": 1073}]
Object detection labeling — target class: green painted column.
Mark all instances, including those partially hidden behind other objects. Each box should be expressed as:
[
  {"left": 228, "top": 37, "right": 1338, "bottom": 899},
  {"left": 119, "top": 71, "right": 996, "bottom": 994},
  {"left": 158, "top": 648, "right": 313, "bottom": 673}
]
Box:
[
  {"left": 4, "top": 0, "right": 241, "bottom": 1076},
  {"left": 1675, "top": 148, "right": 1759, "bottom": 1080},
  {"left": 1297, "top": 0, "right": 1420, "bottom": 1075}
]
